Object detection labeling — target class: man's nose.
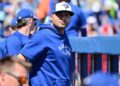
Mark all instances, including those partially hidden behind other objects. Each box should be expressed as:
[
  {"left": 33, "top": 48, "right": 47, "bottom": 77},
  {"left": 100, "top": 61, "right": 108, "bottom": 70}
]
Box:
[
  {"left": 62, "top": 14, "right": 66, "bottom": 17},
  {"left": 61, "top": 14, "right": 66, "bottom": 20}
]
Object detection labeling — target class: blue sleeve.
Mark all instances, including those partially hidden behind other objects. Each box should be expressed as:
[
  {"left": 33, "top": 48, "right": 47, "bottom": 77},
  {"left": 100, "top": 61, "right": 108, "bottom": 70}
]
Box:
[
  {"left": 71, "top": 4, "right": 87, "bottom": 36},
  {"left": 77, "top": 9, "right": 87, "bottom": 36},
  {"left": 20, "top": 31, "right": 47, "bottom": 61},
  {"left": 79, "top": 9, "right": 86, "bottom": 28},
  {"left": 6, "top": 36, "right": 22, "bottom": 55},
  {"left": 0, "top": 47, "right": 4, "bottom": 58},
  {"left": 0, "top": 41, "right": 6, "bottom": 58}
]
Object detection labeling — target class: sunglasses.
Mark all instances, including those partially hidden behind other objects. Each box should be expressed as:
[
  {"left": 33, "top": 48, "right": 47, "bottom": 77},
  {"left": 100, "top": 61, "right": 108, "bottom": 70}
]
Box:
[{"left": 6, "top": 72, "right": 28, "bottom": 86}]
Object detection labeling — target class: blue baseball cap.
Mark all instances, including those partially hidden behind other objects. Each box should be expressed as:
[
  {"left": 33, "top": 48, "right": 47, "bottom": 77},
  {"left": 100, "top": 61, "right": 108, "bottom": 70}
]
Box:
[
  {"left": 16, "top": 9, "right": 36, "bottom": 20},
  {"left": 84, "top": 72, "right": 119, "bottom": 86},
  {"left": 10, "top": 18, "right": 17, "bottom": 26},
  {"left": 52, "top": 2, "right": 74, "bottom": 16}
]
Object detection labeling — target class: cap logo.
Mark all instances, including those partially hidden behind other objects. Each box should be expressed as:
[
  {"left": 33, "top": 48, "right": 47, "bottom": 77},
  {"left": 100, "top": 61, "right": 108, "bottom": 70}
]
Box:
[{"left": 62, "top": 4, "right": 69, "bottom": 9}]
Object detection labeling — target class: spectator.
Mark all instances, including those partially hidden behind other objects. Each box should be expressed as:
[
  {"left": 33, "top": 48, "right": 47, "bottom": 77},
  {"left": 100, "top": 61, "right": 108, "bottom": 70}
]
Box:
[
  {"left": 18, "top": 2, "right": 74, "bottom": 86},
  {"left": 9, "top": 17, "right": 17, "bottom": 34},
  {"left": 3, "top": 18, "right": 17, "bottom": 37},
  {"left": 90, "top": 1, "right": 102, "bottom": 26},
  {"left": 0, "top": 56, "right": 32, "bottom": 86},
  {"left": 86, "top": 16, "right": 98, "bottom": 37},
  {"left": 5, "top": 9, "right": 36, "bottom": 56},
  {"left": 2, "top": 26, "right": 11, "bottom": 38}
]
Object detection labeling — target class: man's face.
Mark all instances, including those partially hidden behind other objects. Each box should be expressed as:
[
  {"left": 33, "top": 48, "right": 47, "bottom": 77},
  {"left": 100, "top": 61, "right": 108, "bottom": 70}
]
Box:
[
  {"left": 28, "top": 18, "right": 35, "bottom": 29},
  {"left": 51, "top": 11, "right": 71, "bottom": 29},
  {"left": 28, "top": 18, "right": 37, "bottom": 34},
  {"left": 0, "top": 63, "right": 29, "bottom": 86}
]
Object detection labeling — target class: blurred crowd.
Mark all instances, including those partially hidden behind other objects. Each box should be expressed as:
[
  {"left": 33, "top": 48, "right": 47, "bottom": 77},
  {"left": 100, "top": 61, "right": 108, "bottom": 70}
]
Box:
[
  {"left": 0, "top": 0, "right": 120, "bottom": 41},
  {"left": 84, "top": 0, "right": 120, "bottom": 37}
]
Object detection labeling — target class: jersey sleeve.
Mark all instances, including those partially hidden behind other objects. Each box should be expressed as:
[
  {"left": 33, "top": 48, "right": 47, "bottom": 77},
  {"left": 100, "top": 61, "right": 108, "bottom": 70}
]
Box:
[
  {"left": 0, "top": 41, "right": 6, "bottom": 57},
  {"left": 6, "top": 36, "right": 22, "bottom": 55},
  {"left": 77, "top": 8, "right": 87, "bottom": 36},
  {"left": 20, "top": 31, "right": 47, "bottom": 61},
  {"left": 0, "top": 47, "right": 4, "bottom": 58},
  {"left": 77, "top": 9, "right": 87, "bottom": 29}
]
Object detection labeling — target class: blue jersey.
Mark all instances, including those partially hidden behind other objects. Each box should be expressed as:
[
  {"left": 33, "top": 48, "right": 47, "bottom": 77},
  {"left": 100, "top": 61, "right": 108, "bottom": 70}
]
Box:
[
  {"left": 65, "top": 3, "right": 86, "bottom": 37},
  {"left": 0, "top": 48, "right": 4, "bottom": 58},
  {"left": 20, "top": 24, "right": 73, "bottom": 86},
  {"left": 0, "top": 42, "right": 5, "bottom": 58},
  {"left": 0, "top": 40, "right": 7, "bottom": 58},
  {"left": 6, "top": 31, "right": 29, "bottom": 56}
]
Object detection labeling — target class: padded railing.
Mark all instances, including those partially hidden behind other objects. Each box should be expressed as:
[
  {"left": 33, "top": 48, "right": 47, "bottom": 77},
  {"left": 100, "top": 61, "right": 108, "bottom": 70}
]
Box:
[{"left": 69, "top": 36, "right": 120, "bottom": 86}]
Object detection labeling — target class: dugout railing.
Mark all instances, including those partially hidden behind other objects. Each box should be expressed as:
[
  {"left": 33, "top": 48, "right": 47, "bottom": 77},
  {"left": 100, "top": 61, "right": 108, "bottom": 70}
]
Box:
[{"left": 69, "top": 36, "right": 120, "bottom": 86}]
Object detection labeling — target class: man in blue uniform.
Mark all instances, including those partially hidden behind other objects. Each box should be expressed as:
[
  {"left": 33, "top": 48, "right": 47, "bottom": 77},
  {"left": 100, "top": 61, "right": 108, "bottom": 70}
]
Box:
[
  {"left": 64, "top": 0, "right": 87, "bottom": 37},
  {"left": 0, "top": 18, "right": 18, "bottom": 58},
  {"left": 49, "top": 0, "right": 87, "bottom": 37},
  {"left": 8, "top": 18, "right": 17, "bottom": 34},
  {"left": 5, "top": 9, "right": 36, "bottom": 56},
  {"left": 54, "top": 0, "right": 87, "bottom": 79},
  {"left": 18, "top": 2, "right": 74, "bottom": 86}
]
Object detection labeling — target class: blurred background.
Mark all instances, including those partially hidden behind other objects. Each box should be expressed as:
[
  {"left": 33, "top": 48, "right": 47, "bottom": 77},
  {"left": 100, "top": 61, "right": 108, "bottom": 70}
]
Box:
[{"left": 0, "top": 0, "right": 120, "bottom": 39}]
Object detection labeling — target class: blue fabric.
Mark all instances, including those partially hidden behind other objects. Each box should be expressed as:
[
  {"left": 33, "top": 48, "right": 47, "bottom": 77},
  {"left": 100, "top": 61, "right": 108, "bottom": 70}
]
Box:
[
  {"left": 5, "top": 31, "right": 29, "bottom": 56},
  {"left": 65, "top": 3, "right": 86, "bottom": 37},
  {"left": 10, "top": 18, "right": 17, "bottom": 26},
  {"left": 69, "top": 36, "right": 120, "bottom": 54},
  {"left": 0, "top": 2, "right": 11, "bottom": 10},
  {"left": 20, "top": 24, "right": 73, "bottom": 86},
  {"left": 35, "top": 19, "right": 41, "bottom": 27},
  {"left": 0, "top": 48, "right": 4, "bottom": 58},
  {"left": 0, "top": 28, "right": 3, "bottom": 37},
  {"left": 16, "top": 9, "right": 36, "bottom": 20},
  {"left": 0, "top": 42, "right": 5, "bottom": 58}
]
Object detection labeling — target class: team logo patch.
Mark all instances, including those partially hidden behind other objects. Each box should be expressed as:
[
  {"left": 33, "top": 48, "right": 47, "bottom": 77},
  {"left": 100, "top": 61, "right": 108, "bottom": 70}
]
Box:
[
  {"left": 58, "top": 44, "right": 71, "bottom": 56},
  {"left": 62, "top": 4, "right": 69, "bottom": 9}
]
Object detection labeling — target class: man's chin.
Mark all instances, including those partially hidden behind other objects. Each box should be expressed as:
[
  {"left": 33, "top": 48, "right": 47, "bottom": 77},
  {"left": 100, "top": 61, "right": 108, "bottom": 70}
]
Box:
[{"left": 59, "top": 25, "right": 66, "bottom": 28}]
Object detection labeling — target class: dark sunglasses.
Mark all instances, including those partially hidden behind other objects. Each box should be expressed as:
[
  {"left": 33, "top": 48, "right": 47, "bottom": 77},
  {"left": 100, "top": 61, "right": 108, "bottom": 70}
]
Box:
[{"left": 6, "top": 72, "right": 28, "bottom": 86}]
